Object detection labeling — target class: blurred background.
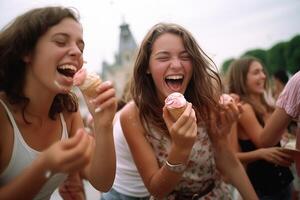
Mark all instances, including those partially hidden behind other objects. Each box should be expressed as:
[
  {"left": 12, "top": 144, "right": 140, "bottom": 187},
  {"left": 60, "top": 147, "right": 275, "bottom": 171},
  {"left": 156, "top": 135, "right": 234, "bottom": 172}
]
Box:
[{"left": 1, "top": 1, "right": 300, "bottom": 199}]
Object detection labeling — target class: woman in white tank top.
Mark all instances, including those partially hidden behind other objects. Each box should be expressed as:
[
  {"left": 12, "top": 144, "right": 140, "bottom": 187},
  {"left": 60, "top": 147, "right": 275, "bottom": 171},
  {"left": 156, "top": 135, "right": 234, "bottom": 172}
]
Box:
[{"left": 0, "top": 6, "right": 117, "bottom": 200}]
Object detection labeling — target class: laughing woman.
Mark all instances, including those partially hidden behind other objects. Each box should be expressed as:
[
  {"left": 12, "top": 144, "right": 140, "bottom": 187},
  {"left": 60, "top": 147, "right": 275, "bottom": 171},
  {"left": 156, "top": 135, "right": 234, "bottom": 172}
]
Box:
[{"left": 0, "top": 6, "right": 117, "bottom": 199}]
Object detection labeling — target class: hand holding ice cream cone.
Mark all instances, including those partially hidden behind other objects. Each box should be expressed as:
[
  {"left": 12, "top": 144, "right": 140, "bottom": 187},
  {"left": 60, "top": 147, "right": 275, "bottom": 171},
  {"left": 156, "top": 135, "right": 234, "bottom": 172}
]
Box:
[{"left": 74, "top": 68, "right": 117, "bottom": 125}]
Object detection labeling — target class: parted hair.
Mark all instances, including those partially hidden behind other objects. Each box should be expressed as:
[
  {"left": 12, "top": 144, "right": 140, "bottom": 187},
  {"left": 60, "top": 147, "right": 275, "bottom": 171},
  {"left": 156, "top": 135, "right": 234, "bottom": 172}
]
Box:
[
  {"left": 0, "top": 6, "right": 80, "bottom": 121},
  {"left": 130, "top": 22, "right": 222, "bottom": 134}
]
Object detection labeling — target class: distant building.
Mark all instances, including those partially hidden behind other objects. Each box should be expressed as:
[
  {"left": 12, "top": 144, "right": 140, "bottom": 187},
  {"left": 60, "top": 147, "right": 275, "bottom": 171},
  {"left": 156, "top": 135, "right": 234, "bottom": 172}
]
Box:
[{"left": 101, "top": 22, "right": 137, "bottom": 98}]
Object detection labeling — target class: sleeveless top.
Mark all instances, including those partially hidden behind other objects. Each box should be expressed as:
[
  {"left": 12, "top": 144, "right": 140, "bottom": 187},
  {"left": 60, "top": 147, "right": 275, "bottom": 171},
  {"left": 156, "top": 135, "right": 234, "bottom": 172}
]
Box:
[
  {"left": 0, "top": 99, "right": 68, "bottom": 200},
  {"left": 238, "top": 113, "right": 293, "bottom": 195},
  {"left": 145, "top": 126, "right": 231, "bottom": 200},
  {"left": 112, "top": 112, "right": 149, "bottom": 197}
]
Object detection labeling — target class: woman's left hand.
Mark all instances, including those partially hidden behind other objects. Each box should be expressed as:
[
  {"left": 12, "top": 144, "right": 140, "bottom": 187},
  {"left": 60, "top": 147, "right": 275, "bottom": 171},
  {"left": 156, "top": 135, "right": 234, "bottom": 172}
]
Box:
[
  {"left": 210, "top": 99, "right": 242, "bottom": 143},
  {"left": 85, "top": 81, "right": 117, "bottom": 128}
]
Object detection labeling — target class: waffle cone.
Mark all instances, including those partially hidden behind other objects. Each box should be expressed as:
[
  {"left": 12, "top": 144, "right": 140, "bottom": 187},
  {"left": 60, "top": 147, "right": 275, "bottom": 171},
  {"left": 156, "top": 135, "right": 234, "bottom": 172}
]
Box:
[
  {"left": 168, "top": 105, "right": 186, "bottom": 121},
  {"left": 80, "top": 79, "right": 102, "bottom": 98}
]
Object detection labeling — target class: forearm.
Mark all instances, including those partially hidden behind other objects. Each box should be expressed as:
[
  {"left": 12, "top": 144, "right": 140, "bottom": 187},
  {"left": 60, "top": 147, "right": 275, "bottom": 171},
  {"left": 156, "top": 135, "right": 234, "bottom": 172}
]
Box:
[
  {"left": 258, "top": 108, "right": 290, "bottom": 147},
  {"left": 213, "top": 142, "right": 258, "bottom": 200},
  {"left": 229, "top": 160, "right": 258, "bottom": 200},
  {"left": 0, "top": 156, "right": 49, "bottom": 199},
  {"left": 236, "top": 150, "right": 262, "bottom": 165},
  {"left": 146, "top": 145, "right": 191, "bottom": 198},
  {"left": 85, "top": 124, "right": 116, "bottom": 192}
]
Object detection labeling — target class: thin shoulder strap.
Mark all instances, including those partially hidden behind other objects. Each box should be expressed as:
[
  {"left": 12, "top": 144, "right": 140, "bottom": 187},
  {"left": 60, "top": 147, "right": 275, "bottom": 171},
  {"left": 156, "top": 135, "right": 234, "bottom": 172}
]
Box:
[
  {"left": 0, "top": 99, "right": 18, "bottom": 128},
  {"left": 59, "top": 113, "right": 69, "bottom": 139}
]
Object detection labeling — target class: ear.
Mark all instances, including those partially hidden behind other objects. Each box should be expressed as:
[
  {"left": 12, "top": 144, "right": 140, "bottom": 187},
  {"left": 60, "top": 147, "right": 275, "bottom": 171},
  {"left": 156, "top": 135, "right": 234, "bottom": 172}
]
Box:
[{"left": 22, "top": 53, "right": 32, "bottom": 64}]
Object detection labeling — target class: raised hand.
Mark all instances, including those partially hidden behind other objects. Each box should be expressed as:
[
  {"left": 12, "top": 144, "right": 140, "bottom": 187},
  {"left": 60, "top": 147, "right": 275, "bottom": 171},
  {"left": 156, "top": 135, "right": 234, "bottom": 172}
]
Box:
[
  {"left": 85, "top": 81, "right": 117, "bottom": 128},
  {"left": 40, "top": 129, "right": 93, "bottom": 175},
  {"left": 163, "top": 102, "right": 197, "bottom": 151}
]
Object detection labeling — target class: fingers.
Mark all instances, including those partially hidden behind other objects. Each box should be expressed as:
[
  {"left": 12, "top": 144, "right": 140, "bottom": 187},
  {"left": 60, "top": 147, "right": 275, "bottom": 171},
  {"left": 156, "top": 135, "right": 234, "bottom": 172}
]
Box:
[
  {"left": 175, "top": 103, "right": 194, "bottom": 125},
  {"left": 162, "top": 106, "right": 173, "bottom": 129},
  {"left": 60, "top": 129, "right": 92, "bottom": 172},
  {"left": 89, "top": 81, "right": 117, "bottom": 111},
  {"left": 176, "top": 108, "right": 197, "bottom": 137},
  {"left": 61, "top": 129, "right": 84, "bottom": 150}
]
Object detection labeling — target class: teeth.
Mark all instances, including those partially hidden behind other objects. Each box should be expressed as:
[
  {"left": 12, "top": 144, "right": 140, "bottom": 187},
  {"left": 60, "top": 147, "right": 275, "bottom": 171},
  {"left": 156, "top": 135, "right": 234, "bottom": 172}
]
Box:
[
  {"left": 58, "top": 64, "right": 77, "bottom": 71},
  {"left": 166, "top": 75, "right": 183, "bottom": 80}
]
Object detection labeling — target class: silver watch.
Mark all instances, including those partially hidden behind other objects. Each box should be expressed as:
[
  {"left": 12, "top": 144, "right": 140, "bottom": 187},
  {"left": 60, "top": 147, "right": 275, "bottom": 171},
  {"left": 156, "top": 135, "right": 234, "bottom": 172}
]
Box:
[{"left": 164, "top": 160, "right": 187, "bottom": 173}]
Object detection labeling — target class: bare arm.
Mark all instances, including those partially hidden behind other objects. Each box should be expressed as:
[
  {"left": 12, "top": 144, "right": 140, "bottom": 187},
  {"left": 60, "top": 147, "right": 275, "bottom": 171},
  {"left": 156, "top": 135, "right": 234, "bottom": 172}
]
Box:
[
  {"left": 79, "top": 81, "right": 117, "bottom": 192},
  {"left": 213, "top": 140, "right": 258, "bottom": 200},
  {"left": 121, "top": 102, "right": 197, "bottom": 199},
  {"left": 209, "top": 104, "right": 258, "bottom": 200},
  {"left": 259, "top": 108, "right": 292, "bottom": 147}
]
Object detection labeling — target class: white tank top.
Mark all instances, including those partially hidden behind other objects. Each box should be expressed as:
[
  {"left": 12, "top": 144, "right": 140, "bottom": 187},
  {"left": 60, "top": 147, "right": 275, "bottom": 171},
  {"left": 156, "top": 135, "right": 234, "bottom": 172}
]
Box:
[
  {"left": 112, "top": 112, "right": 149, "bottom": 197},
  {"left": 0, "top": 99, "right": 68, "bottom": 200}
]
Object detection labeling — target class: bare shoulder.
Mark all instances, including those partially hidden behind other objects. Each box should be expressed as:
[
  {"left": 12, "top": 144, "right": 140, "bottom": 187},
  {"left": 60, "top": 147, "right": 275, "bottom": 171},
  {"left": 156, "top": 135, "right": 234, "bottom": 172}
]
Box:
[
  {"left": 62, "top": 109, "right": 84, "bottom": 137},
  {"left": 240, "top": 102, "right": 254, "bottom": 112},
  {"left": 120, "top": 101, "right": 139, "bottom": 120},
  {"left": 120, "top": 101, "right": 144, "bottom": 136}
]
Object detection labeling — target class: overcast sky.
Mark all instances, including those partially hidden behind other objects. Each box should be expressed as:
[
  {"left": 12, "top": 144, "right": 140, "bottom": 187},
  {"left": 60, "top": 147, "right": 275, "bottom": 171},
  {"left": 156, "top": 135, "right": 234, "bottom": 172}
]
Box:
[{"left": 1, "top": 0, "right": 300, "bottom": 73}]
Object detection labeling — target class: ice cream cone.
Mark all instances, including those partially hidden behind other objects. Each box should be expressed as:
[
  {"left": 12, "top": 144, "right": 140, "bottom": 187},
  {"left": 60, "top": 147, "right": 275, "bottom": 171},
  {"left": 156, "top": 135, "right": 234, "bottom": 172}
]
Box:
[
  {"left": 73, "top": 68, "right": 102, "bottom": 98},
  {"left": 165, "top": 92, "right": 187, "bottom": 121},
  {"left": 79, "top": 78, "right": 102, "bottom": 98}
]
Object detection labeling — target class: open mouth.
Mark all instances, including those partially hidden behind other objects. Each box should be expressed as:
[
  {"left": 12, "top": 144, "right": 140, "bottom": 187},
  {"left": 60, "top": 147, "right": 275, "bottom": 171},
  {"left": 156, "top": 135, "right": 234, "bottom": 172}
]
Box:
[
  {"left": 165, "top": 75, "right": 184, "bottom": 90},
  {"left": 57, "top": 64, "right": 77, "bottom": 78}
]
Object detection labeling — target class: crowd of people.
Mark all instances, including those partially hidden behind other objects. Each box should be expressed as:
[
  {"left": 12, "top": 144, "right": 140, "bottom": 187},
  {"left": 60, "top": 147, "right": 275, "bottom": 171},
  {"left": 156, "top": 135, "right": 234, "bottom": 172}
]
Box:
[{"left": 0, "top": 6, "right": 299, "bottom": 200}]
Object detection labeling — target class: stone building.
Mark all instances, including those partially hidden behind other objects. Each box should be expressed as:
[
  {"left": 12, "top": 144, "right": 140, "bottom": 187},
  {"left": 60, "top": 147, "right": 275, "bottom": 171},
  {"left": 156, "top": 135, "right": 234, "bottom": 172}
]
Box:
[{"left": 101, "top": 22, "right": 137, "bottom": 98}]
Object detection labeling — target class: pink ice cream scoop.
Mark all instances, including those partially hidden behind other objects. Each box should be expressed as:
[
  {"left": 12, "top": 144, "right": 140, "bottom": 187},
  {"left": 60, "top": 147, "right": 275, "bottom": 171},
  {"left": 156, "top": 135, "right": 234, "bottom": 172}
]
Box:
[
  {"left": 73, "top": 68, "right": 87, "bottom": 86},
  {"left": 219, "top": 93, "right": 234, "bottom": 105},
  {"left": 165, "top": 92, "right": 187, "bottom": 121}
]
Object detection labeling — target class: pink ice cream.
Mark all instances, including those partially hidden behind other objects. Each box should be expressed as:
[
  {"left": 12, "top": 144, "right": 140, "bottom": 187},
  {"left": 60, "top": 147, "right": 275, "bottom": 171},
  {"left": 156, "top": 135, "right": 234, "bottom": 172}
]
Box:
[
  {"left": 73, "top": 68, "right": 87, "bottom": 86},
  {"left": 219, "top": 93, "right": 234, "bottom": 105},
  {"left": 165, "top": 92, "right": 187, "bottom": 120}
]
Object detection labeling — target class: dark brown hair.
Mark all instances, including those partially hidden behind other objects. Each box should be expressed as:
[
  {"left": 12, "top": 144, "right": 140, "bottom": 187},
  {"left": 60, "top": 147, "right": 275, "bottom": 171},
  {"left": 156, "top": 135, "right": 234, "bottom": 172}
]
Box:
[
  {"left": 0, "top": 6, "right": 80, "bottom": 121},
  {"left": 131, "top": 22, "right": 222, "bottom": 134}
]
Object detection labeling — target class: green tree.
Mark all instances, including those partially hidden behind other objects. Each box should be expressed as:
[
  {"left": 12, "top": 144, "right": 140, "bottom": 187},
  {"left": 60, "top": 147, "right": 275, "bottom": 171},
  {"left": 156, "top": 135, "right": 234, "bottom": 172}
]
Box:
[
  {"left": 266, "top": 42, "right": 287, "bottom": 74},
  {"left": 220, "top": 58, "right": 235, "bottom": 74},
  {"left": 284, "top": 35, "right": 300, "bottom": 74},
  {"left": 220, "top": 34, "right": 300, "bottom": 75},
  {"left": 242, "top": 49, "right": 267, "bottom": 66}
]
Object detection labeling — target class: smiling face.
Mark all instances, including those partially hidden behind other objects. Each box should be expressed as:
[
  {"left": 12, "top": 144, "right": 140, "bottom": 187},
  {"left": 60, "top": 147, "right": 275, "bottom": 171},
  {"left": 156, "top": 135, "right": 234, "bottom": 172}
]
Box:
[
  {"left": 148, "top": 33, "right": 193, "bottom": 101},
  {"left": 246, "top": 61, "right": 266, "bottom": 95},
  {"left": 25, "top": 17, "right": 84, "bottom": 94}
]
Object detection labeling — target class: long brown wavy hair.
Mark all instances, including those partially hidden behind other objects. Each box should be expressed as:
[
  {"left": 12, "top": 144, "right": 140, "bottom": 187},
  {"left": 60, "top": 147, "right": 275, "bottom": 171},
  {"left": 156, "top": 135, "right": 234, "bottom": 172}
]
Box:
[
  {"left": 130, "top": 22, "right": 222, "bottom": 134},
  {"left": 0, "top": 6, "right": 80, "bottom": 122},
  {"left": 226, "top": 56, "right": 274, "bottom": 121}
]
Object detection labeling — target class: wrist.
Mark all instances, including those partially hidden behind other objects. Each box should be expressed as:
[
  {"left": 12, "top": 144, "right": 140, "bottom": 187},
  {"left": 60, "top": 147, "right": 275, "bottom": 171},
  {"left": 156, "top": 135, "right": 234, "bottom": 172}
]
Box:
[
  {"left": 35, "top": 154, "right": 54, "bottom": 180},
  {"left": 164, "top": 160, "right": 187, "bottom": 173},
  {"left": 94, "top": 123, "right": 113, "bottom": 134}
]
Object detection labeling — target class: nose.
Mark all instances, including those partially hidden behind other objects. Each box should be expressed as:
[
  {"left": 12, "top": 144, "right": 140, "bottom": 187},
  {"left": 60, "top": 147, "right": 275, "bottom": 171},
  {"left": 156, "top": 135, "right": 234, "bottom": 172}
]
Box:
[
  {"left": 260, "top": 71, "right": 266, "bottom": 79},
  {"left": 68, "top": 43, "right": 82, "bottom": 58},
  {"left": 170, "top": 57, "right": 182, "bottom": 69}
]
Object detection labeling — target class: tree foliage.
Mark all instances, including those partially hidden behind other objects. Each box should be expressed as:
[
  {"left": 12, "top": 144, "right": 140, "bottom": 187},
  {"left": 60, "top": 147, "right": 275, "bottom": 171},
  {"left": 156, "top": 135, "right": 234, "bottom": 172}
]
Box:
[{"left": 221, "top": 34, "right": 300, "bottom": 75}]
